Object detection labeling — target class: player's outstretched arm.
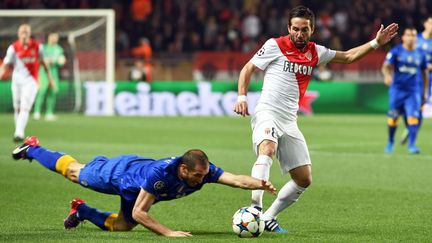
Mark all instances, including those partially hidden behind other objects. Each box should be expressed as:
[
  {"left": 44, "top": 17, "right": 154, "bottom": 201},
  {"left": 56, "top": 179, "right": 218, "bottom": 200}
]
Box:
[
  {"left": 234, "top": 62, "right": 257, "bottom": 117},
  {"left": 132, "top": 189, "right": 192, "bottom": 237},
  {"left": 331, "top": 23, "right": 399, "bottom": 64},
  {"left": 217, "top": 171, "right": 277, "bottom": 195}
]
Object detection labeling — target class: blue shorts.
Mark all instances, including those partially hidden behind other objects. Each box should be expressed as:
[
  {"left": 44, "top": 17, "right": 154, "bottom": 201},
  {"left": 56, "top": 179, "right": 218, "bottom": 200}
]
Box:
[
  {"left": 78, "top": 156, "right": 138, "bottom": 223},
  {"left": 388, "top": 89, "right": 421, "bottom": 118}
]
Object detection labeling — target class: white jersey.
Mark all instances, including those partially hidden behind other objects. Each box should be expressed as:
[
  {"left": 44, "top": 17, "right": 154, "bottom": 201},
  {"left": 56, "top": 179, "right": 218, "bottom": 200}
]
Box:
[
  {"left": 250, "top": 36, "right": 336, "bottom": 121},
  {"left": 3, "top": 39, "right": 44, "bottom": 83}
]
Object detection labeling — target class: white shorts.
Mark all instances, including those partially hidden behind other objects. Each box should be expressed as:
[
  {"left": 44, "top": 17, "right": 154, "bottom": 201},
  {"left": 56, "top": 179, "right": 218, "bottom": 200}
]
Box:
[
  {"left": 12, "top": 77, "right": 38, "bottom": 111},
  {"left": 251, "top": 111, "right": 311, "bottom": 174}
]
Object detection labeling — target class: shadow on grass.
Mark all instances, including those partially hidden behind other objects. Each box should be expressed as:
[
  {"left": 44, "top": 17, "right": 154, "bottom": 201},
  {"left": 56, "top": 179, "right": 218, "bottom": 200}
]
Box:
[
  {"left": 190, "top": 230, "right": 233, "bottom": 237},
  {"left": 192, "top": 229, "right": 288, "bottom": 239},
  {"left": 288, "top": 226, "right": 378, "bottom": 241},
  {"left": 0, "top": 228, "right": 157, "bottom": 242}
]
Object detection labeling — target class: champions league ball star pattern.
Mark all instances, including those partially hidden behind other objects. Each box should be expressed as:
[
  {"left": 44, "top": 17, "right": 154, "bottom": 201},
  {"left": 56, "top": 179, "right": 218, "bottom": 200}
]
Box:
[{"left": 232, "top": 206, "right": 265, "bottom": 238}]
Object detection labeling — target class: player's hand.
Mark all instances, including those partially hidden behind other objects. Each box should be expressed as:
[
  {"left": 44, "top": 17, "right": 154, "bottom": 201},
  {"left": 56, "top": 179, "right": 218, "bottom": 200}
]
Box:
[
  {"left": 383, "top": 75, "right": 392, "bottom": 86},
  {"left": 48, "top": 75, "right": 58, "bottom": 91},
  {"left": 165, "top": 230, "right": 193, "bottom": 237},
  {"left": 234, "top": 101, "right": 249, "bottom": 117},
  {"left": 44, "top": 57, "right": 53, "bottom": 65},
  {"left": 261, "top": 180, "right": 277, "bottom": 195},
  {"left": 375, "top": 23, "right": 399, "bottom": 46},
  {"left": 48, "top": 79, "right": 57, "bottom": 91}
]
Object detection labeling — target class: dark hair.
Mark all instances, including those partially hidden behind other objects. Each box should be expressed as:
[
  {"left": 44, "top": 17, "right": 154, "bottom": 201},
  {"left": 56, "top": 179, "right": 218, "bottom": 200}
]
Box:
[
  {"left": 288, "top": 6, "right": 315, "bottom": 28},
  {"left": 403, "top": 26, "right": 417, "bottom": 32},
  {"left": 180, "top": 149, "right": 209, "bottom": 170}
]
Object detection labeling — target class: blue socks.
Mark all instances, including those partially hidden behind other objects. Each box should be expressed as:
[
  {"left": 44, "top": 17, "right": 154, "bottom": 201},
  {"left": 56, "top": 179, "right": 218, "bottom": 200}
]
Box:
[
  {"left": 27, "top": 147, "right": 64, "bottom": 172},
  {"left": 407, "top": 125, "right": 419, "bottom": 147},
  {"left": 388, "top": 125, "right": 397, "bottom": 144},
  {"left": 77, "top": 204, "right": 114, "bottom": 231}
]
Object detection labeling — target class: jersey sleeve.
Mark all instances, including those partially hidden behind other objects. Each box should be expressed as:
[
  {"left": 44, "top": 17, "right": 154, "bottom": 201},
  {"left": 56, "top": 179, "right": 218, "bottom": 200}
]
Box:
[
  {"left": 3, "top": 45, "right": 15, "bottom": 65},
  {"left": 250, "top": 39, "right": 280, "bottom": 70},
  {"left": 384, "top": 47, "right": 397, "bottom": 65},
  {"left": 204, "top": 162, "right": 224, "bottom": 183},
  {"left": 316, "top": 44, "right": 336, "bottom": 65},
  {"left": 140, "top": 166, "right": 168, "bottom": 200}
]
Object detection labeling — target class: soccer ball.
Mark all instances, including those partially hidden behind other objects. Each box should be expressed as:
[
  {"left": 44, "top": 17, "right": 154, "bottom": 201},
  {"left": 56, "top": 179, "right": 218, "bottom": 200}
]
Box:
[{"left": 232, "top": 206, "right": 265, "bottom": 238}]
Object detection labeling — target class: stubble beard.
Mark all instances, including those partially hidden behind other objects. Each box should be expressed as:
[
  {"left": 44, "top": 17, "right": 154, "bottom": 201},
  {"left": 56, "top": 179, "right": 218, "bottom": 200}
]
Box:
[{"left": 290, "top": 35, "right": 308, "bottom": 50}]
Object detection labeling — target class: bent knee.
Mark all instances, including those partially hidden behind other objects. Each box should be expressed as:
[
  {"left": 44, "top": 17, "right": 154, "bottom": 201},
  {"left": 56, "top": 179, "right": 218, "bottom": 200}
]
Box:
[
  {"left": 64, "top": 161, "right": 84, "bottom": 183},
  {"left": 258, "top": 140, "right": 277, "bottom": 157},
  {"left": 387, "top": 118, "right": 398, "bottom": 126},
  {"left": 294, "top": 176, "right": 312, "bottom": 188},
  {"left": 407, "top": 116, "right": 419, "bottom": 125}
]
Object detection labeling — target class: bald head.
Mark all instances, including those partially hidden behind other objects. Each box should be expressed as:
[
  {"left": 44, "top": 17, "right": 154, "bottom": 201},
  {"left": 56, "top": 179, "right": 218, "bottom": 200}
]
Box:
[{"left": 17, "top": 24, "right": 31, "bottom": 45}]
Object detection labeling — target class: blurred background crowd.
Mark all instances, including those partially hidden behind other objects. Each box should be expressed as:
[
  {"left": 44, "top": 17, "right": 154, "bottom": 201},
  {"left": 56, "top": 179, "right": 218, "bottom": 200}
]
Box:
[
  {"left": 1, "top": 0, "right": 431, "bottom": 81},
  {"left": 2, "top": 0, "right": 431, "bottom": 54}
]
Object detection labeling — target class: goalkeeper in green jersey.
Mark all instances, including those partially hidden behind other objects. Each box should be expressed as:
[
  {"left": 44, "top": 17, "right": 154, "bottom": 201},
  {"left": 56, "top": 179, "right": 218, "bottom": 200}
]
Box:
[{"left": 33, "top": 32, "right": 65, "bottom": 121}]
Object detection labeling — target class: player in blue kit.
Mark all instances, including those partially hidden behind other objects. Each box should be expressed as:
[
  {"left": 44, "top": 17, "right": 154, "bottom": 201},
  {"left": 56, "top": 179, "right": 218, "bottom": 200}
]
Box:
[
  {"left": 12, "top": 136, "right": 276, "bottom": 237},
  {"left": 400, "top": 17, "right": 432, "bottom": 144},
  {"left": 382, "top": 27, "right": 429, "bottom": 154},
  {"left": 417, "top": 17, "right": 432, "bottom": 102}
]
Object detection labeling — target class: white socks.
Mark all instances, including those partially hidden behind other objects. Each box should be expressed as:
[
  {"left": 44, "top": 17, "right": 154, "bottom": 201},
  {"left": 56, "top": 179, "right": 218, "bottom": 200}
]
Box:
[
  {"left": 262, "top": 180, "right": 306, "bottom": 221},
  {"left": 14, "top": 110, "right": 29, "bottom": 138},
  {"left": 251, "top": 155, "right": 273, "bottom": 208},
  {"left": 14, "top": 110, "right": 18, "bottom": 123}
]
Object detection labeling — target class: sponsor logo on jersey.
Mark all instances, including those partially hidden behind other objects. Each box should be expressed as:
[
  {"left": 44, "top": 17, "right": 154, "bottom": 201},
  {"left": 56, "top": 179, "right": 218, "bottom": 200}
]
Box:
[
  {"left": 398, "top": 65, "right": 417, "bottom": 74},
  {"left": 20, "top": 57, "right": 36, "bottom": 63},
  {"left": 283, "top": 61, "right": 313, "bottom": 75}
]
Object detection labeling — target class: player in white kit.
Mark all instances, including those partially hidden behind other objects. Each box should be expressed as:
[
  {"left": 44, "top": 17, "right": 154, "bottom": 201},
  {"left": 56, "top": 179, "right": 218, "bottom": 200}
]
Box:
[
  {"left": 0, "top": 24, "right": 53, "bottom": 142},
  {"left": 234, "top": 6, "right": 398, "bottom": 232}
]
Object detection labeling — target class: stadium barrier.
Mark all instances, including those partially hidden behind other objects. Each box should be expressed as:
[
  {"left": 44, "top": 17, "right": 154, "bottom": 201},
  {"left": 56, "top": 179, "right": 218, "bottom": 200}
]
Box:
[
  {"left": 193, "top": 52, "right": 387, "bottom": 82},
  {"left": 0, "top": 80, "right": 392, "bottom": 115}
]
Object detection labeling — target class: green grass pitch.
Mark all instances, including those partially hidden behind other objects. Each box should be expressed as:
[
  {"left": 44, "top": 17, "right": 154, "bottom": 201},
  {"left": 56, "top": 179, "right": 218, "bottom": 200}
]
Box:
[{"left": 0, "top": 114, "right": 431, "bottom": 242}]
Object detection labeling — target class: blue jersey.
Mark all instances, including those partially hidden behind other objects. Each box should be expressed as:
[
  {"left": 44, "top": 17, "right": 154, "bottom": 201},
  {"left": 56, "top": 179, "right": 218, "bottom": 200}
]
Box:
[
  {"left": 417, "top": 33, "right": 432, "bottom": 95},
  {"left": 416, "top": 33, "right": 432, "bottom": 68},
  {"left": 385, "top": 44, "right": 427, "bottom": 93},
  {"left": 78, "top": 155, "right": 224, "bottom": 202}
]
